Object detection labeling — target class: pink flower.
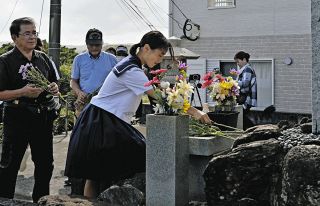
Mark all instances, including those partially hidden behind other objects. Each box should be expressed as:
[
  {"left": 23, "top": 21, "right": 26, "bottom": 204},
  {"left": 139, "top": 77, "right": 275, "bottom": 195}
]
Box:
[
  {"left": 229, "top": 68, "right": 239, "bottom": 75},
  {"left": 201, "top": 79, "right": 213, "bottom": 88},
  {"left": 150, "top": 69, "right": 168, "bottom": 75},
  {"left": 203, "top": 72, "right": 213, "bottom": 81},
  {"left": 144, "top": 76, "right": 160, "bottom": 87},
  {"left": 215, "top": 74, "right": 224, "bottom": 82}
]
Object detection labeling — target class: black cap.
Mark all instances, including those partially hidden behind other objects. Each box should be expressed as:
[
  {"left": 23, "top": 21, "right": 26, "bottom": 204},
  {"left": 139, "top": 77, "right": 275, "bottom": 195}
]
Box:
[
  {"left": 86, "top": 28, "right": 103, "bottom": 45},
  {"left": 116, "top": 45, "right": 128, "bottom": 56}
]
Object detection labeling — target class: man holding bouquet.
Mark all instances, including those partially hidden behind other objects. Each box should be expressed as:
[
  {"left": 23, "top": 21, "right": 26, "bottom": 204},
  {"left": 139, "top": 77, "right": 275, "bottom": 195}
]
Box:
[{"left": 0, "top": 17, "right": 60, "bottom": 202}]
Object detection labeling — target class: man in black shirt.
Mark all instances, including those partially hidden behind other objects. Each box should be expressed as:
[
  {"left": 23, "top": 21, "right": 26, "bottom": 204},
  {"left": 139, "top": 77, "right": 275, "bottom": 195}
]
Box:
[{"left": 0, "top": 17, "right": 60, "bottom": 202}]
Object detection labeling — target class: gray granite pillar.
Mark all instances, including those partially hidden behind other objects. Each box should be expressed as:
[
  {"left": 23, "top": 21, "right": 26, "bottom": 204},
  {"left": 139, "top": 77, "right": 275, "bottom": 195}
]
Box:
[
  {"left": 312, "top": 0, "right": 320, "bottom": 133},
  {"left": 146, "top": 114, "right": 189, "bottom": 206}
]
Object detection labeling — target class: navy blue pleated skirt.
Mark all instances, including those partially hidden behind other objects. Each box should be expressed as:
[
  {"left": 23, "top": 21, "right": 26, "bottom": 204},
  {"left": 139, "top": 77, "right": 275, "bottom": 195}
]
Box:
[{"left": 64, "top": 104, "right": 146, "bottom": 181}]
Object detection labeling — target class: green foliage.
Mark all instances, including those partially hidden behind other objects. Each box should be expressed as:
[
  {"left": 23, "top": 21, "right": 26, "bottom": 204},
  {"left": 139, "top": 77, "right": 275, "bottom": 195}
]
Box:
[
  {"left": 60, "top": 46, "right": 77, "bottom": 65},
  {"left": 0, "top": 43, "right": 14, "bottom": 55},
  {"left": 53, "top": 106, "right": 75, "bottom": 135},
  {"left": 59, "top": 64, "right": 72, "bottom": 95}
]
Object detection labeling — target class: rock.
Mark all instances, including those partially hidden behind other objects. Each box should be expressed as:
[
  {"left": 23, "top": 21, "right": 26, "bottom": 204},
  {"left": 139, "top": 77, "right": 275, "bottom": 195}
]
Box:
[
  {"left": 38, "top": 195, "right": 103, "bottom": 206},
  {"left": 280, "top": 145, "right": 320, "bottom": 206},
  {"left": 298, "top": 117, "right": 311, "bottom": 125},
  {"left": 203, "top": 138, "right": 282, "bottom": 206},
  {"left": 233, "top": 124, "right": 281, "bottom": 148},
  {"left": 0, "top": 197, "right": 37, "bottom": 206},
  {"left": 302, "top": 139, "right": 320, "bottom": 146},
  {"left": 115, "top": 172, "right": 145, "bottom": 194},
  {"left": 189, "top": 201, "right": 208, "bottom": 206},
  {"left": 301, "top": 123, "right": 312, "bottom": 134},
  {"left": 238, "top": 198, "right": 258, "bottom": 206},
  {"left": 277, "top": 120, "right": 291, "bottom": 131},
  {"left": 98, "top": 184, "right": 144, "bottom": 206}
]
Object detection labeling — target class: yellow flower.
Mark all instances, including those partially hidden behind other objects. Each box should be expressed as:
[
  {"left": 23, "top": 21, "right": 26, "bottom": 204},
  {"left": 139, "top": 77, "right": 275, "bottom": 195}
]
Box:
[
  {"left": 182, "top": 99, "right": 191, "bottom": 113},
  {"left": 177, "top": 79, "right": 194, "bottom": 96}
]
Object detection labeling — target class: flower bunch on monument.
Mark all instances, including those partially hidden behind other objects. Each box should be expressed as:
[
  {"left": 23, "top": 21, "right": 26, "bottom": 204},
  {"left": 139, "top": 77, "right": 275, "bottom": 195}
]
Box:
[
  {"left": 144, "top": 62, "right": 194, "bottom": 115},
  {"left": 201, "top": 69, "right": 240, "bottom": 110}
]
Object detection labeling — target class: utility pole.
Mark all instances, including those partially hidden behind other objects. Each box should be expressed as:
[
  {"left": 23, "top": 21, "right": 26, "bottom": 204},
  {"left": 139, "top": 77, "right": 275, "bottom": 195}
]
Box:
[
  {"left": 48, "top": 0, "right": 61, "bottom": 69},
  {"left": 312, "top": 0, "right": 320, "bottom": 134}
]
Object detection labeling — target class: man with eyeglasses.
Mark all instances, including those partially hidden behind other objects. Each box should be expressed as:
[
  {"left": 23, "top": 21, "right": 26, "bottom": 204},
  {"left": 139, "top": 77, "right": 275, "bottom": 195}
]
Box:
[
  {"left": 70, "top": 28, "right": 117, "bottom": 117},
  {"left": 0, "top": 17, "right": 61, "bottom": 202}
]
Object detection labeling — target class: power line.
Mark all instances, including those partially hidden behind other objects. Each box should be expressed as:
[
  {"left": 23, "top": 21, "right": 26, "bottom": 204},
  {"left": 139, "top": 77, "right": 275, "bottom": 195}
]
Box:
[
  {"left": 115, "top": 0, "right": 144, "bottom": 32},
  {"left": 143, "top": 0, "right": 167, "bottom": 28},
  {"left": 119, "top": 0, "right": 150, "bottom": 30},
  {"left": 38, "top": 0, "right": 45, "bottom": 34},
  {"left": 170, "top": 0, "right": 189, "bottom": 20},
  {"left": 150, "top": 0, "right": 183, "bottom": 29},
  {"left": 126, "top": 0, "right": 156, "bottom": 30},
  {"left": 0, "top": 0, "right": 20, "bottom": 35}
]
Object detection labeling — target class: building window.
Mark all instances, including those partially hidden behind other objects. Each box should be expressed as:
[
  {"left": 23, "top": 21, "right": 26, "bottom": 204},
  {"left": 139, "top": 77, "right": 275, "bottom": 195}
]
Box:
[
  {"left": 207, "top": 59, "right": 274, "bottom": 110},
  {"left": 208, "top": 0, "right": 235, "bottom": 9}
]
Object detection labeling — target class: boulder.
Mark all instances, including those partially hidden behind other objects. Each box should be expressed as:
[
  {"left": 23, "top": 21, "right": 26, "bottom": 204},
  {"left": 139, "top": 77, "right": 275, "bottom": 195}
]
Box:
[
  {"left": 279, "top": 145, "right": 320, "bottom": 206},
  {"left": 38, "top": 195, "right": 103, "bottom": 206},
  {"left": 203, "top": 138, "right": 282, "bottom": 206},
  {"left": 233, "top": 124, "right": 281, "bottom": 148},
  {"left": 0, "top": 197, "right": 36, "bottom": 206},
  {"left": 98, "top": 184, "right": 144, "bottom": 206}
]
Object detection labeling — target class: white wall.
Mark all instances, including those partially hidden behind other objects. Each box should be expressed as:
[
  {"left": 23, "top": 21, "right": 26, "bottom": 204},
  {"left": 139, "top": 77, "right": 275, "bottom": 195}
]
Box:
[{"left": 169, "top": 0, "right": 311, "bottom": 38}]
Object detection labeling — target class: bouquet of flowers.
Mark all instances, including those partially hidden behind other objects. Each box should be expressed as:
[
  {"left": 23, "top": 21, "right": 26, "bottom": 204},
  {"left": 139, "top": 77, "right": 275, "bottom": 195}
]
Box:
[
  {"left": 18, "top": 63, "right": 62, "bottom": 110},
  {"left": 144, "top": 62, "right": 194, "bottom": 115},
  {"left": 201, "top": 69, "right": 240, "bottom": 111}
]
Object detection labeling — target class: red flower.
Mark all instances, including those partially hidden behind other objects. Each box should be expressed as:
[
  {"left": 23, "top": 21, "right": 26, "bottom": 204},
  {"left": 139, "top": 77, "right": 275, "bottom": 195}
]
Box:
[
  {"left": 201, "top": 79, "right": 213, "bottom": 88},
  {"left": 215, "top": 74, "right": 224, "bottom": 82},
  {"left": 144, "top": 76, "right": 160, "bottom": 87},
  {"left": 203, "top": 72, "right": 213, "bottom": 81},
  {"left": 150, "top": 69, "right": 168, "bottom": 75}
]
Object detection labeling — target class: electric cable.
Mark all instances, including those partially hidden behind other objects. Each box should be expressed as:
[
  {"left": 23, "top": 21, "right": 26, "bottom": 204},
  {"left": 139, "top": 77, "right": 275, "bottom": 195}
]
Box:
[
  {"left": 0, "top": 0, "right": 20, "bottom": 35},
  {"left": 38, "top": 0, "right": 45, "bottom": 34}
]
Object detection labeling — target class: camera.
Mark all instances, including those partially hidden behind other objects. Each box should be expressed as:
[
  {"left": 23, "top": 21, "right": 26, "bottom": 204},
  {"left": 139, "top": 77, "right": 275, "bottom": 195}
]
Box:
[
  {"left": 188, "top": 74, "right": 201, "bottom": 82},
  {"left": 38, "top": 94, "right": 61, "bottom": 111}
]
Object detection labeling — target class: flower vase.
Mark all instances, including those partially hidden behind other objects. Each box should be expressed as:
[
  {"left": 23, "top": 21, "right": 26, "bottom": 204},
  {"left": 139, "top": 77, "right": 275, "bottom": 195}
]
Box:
[
  {"left": 207, "top": 105, "right": 239, "bottom": 130},
  {"left": 146, "top": 114, "right": 189, "bottom": 206}
]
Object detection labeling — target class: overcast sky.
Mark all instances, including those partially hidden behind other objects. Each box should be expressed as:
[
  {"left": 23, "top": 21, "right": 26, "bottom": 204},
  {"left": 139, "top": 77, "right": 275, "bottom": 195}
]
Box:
[{"left": 0, "top": 0, "right": 169, "bottom": 46}]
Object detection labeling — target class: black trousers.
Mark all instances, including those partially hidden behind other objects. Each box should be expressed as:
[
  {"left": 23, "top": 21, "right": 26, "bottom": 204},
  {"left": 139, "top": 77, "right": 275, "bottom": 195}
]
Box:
[{"left": 0, "top": 106, "right": 55, "bottom": 202}]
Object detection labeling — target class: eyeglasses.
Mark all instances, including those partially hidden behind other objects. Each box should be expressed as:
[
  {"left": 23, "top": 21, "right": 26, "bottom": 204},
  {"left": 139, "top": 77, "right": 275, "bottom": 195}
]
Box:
[{"left": 18, "top": 32, "right": 38, "bottom": 38}]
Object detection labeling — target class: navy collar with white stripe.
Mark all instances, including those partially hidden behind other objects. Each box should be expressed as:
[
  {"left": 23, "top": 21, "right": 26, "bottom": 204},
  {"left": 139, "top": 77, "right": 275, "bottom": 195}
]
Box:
[{"left": 112, "top": 55, "right": 142, "bottom": 77}]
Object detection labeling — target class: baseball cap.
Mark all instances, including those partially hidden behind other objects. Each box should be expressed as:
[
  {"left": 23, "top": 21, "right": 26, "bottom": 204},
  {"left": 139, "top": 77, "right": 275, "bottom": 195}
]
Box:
[
  {"left": 86, "top": 28, "right": 103, "bottom": 45},
  {"left": 116, "top": 45, "right": 128, "bottom": 56}
]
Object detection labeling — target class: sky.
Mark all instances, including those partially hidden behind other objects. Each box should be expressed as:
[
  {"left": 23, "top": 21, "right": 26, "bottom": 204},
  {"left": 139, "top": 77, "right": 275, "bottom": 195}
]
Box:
[{"left": 0, "top": 0, "right": 169, "bottom": 46}]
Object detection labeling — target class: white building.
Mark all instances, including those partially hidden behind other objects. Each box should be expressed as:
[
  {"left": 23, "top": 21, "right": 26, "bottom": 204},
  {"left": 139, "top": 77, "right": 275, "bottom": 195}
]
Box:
[{"left": 169, "top": 0, "right": 311, "bottom": 114}]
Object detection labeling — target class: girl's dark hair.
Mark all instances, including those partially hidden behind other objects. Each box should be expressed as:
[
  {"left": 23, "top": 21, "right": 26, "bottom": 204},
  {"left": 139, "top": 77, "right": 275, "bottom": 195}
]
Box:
[
  {"left": 130, "top": 31, "right": 174, "bottom": 60},
  {"left": 10, "top": 17, "right": 35, "bottom": 36},
  {"left": 234, "top": 51, "right": 250, "bottom": 62}
]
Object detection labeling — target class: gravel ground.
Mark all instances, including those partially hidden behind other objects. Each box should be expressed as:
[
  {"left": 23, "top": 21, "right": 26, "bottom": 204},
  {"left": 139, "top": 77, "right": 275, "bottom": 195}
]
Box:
[{"left": 278, "top": 125, "right": 320, "bottom": 151}]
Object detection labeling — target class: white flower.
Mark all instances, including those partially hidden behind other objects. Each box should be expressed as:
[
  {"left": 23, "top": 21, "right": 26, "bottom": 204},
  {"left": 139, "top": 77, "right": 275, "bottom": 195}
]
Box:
[
  {"left": 160, "top": 81, "right": 170, "bottom": 89},
  {"left": 153, "top": 103, "right": 165, "bottom": 114}
]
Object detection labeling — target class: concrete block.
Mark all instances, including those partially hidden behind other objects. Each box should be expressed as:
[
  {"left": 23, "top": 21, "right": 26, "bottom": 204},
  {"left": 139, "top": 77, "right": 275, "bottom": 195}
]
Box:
[
  {"left": 146, "top": 114, "right": 189, "bottom": 206},
  {"left": 189, "top": 136, "right": 234, "bottom": 156}
]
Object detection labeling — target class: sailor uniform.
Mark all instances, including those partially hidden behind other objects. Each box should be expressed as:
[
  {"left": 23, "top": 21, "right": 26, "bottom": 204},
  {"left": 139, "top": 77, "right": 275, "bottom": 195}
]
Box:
[{"left": 65, "top": 55, "right": 153, "bottom": 182}]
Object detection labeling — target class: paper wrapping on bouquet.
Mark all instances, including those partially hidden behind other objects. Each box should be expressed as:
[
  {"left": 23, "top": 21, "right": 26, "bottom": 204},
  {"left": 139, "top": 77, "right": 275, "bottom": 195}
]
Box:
[{"left": 207, "top": 111, "right": 239, "bottom": 131}]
